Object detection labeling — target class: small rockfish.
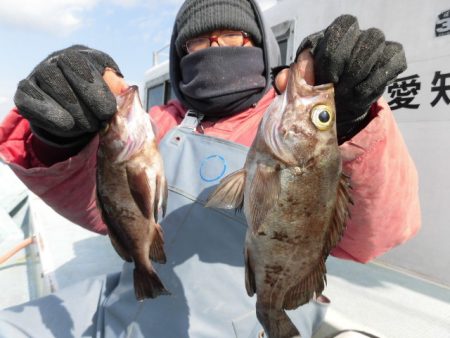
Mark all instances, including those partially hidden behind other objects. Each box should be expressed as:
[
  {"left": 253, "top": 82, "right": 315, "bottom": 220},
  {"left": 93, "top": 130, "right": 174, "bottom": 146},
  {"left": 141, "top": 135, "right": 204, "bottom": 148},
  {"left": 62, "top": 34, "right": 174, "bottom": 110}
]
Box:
[
  {"left": 207, "top": 62, "right": 352, "bottom": 337},
  {"left": 96, "top": 85, "right": 169, "bottom": 300}
]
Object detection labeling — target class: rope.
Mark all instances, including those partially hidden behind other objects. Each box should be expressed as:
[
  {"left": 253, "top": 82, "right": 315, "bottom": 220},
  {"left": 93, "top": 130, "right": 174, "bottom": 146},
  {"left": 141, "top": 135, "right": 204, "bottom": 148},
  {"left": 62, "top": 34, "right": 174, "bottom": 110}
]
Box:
[{"left": 0, "top": 236, "right": 36, "bottom": 265}]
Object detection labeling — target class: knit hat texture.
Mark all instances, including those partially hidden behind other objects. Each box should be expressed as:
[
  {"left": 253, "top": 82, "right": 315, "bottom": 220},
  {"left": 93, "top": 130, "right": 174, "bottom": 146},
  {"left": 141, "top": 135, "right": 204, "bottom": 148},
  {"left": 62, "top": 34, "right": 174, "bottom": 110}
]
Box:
[{"left": 175, "top": 0, "right": 262, "bottom": 56}]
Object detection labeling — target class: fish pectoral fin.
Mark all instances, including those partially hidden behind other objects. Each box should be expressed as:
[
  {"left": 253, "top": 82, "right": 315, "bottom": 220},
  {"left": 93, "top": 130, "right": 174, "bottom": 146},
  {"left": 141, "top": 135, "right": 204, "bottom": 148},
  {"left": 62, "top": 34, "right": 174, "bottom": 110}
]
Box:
[
  {"left": 324, "top": 173, "right": 353, "bottom": 256},
  {"left": 248, "top": 164, "right": 280, "bottom": 233},
  {"left": 205, "top": 169, "right": 246, "bottom": 210},
  {"left": 244, "top": 248, "right": 256, "bottom": 296},
  {"left": 153, "top": 175, "right": 168, "bottom": 221},
  {"left": 126, "top": 165, "right": 153, "bottom": 219},
  {"left": 150, "top": 223, "right": 166, "bottom": 264},
  {"left": 283, "top": 259, "right": 326, "bottom": 310}
]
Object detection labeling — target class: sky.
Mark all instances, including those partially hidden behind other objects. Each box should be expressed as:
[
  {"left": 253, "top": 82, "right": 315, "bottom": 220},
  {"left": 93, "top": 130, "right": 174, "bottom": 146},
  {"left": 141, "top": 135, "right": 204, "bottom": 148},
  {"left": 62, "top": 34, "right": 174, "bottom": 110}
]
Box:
[{"left": 0, "top": 0, "right": 276, "bottom": 120}]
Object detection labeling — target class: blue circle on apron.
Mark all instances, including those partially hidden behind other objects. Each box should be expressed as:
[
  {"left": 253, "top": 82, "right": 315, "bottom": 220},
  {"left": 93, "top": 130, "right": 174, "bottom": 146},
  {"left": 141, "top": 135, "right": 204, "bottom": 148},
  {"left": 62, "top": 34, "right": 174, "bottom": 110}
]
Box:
[{"left": 200, "top": 155, "right": 227, "bottom": 182}]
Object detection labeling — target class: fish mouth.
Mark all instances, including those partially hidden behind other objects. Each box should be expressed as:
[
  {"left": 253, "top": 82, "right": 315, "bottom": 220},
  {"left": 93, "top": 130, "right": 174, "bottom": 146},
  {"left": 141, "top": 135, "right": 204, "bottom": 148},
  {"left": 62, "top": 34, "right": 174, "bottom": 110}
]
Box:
[
  {"left": 122, "top": 85, "right": 138, "bottom": 96},
  {"left": 116, "top": 85, "right": 140, "bottom": 118}
]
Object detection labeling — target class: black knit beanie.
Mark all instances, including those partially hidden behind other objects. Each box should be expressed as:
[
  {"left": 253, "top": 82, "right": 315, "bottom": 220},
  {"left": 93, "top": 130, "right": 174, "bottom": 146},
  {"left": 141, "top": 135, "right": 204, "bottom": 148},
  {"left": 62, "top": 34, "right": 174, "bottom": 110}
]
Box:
[{"left": 175, "top": 0, "right": 262, "bottom": 56}]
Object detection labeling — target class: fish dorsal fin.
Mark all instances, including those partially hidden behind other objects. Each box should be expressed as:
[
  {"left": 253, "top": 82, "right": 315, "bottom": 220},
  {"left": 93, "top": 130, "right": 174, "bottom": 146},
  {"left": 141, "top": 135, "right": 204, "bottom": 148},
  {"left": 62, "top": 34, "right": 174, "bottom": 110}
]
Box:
[
  {"left": 283, "top": 259, "right": 326, "bottom": 310},
  {"left": 150, "top": 223, "right": 166, "bottom": 264},
  {"left": 323, "top": 173, "right": 353, "bottom": 256},
  {"left": 205, "top": 169, "right": 246, "bottom": 210},
  {"left": 248, "top": 163, "right": 280, "bottom": 234},
  {"left": 126, "top": 165, "right": 153, "bottom": 219}
]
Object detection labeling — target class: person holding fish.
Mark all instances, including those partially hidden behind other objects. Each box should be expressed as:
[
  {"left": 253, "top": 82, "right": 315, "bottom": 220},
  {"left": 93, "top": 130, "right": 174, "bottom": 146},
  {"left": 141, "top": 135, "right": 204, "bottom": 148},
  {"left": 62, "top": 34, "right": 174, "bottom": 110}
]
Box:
[{"left": 0, "top": 0, "right": 420, "bottom": 337}]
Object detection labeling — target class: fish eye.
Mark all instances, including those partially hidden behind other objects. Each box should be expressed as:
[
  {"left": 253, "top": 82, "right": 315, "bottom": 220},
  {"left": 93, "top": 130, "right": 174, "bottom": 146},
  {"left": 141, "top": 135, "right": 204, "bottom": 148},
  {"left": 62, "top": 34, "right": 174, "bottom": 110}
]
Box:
[{"left": 311, "top": 105, "right": 334, "bottom": 131}]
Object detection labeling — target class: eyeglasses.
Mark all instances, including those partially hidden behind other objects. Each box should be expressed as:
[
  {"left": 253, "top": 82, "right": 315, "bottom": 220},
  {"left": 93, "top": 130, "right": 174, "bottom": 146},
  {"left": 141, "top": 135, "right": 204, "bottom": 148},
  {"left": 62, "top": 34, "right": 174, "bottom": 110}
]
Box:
[{"left": 185, "top": 31, "right": 251, "bottom": 53}]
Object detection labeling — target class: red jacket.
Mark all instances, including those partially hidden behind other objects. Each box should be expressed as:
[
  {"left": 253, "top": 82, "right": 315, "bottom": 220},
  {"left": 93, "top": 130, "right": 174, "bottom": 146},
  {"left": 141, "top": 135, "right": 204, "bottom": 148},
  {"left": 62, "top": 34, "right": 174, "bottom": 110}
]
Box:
[{"left": 0, "top": 88, "right": 421, "bottom": 263}]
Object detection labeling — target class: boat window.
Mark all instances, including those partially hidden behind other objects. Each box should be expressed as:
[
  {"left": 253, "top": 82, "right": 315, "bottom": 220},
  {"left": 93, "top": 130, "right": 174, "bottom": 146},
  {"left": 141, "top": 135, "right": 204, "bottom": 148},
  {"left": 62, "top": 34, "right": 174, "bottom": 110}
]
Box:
[
  {"left": 277, "top": 38, "right": 288, "bottom": 65},
  {"left": 146, "top": 83, "right": 165, "bottom": 111},
  {"left": 164, "top": 81, "right": 177, "bottom": 104},
  {"left": 271, "top": 20, "right": 295, "bottom": 64}
]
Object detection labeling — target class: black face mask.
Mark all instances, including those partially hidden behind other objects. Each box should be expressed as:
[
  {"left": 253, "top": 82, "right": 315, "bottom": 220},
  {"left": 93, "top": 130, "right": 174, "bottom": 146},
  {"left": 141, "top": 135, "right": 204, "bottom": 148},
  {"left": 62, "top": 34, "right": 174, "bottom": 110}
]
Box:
[{"left": 178, "top": 47, "right": 266, "bottom": 117}]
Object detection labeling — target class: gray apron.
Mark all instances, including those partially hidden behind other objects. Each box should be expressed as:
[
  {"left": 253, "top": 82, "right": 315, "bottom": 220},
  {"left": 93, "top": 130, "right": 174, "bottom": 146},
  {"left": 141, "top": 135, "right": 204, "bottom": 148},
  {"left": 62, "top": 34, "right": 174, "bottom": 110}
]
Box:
[{"left": 0, "top": 113, "right": 328, "bottom": 338}]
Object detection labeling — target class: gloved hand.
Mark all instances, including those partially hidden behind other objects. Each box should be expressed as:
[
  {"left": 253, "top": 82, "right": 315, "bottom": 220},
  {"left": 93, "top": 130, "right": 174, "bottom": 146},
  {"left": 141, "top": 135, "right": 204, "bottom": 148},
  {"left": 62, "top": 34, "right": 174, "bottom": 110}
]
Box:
[
  {"left": 296, "top": 15, "right": 407, "bottom": 143},
  {"left": 14, "top": 45, "right": 123, "bottom": 147}
]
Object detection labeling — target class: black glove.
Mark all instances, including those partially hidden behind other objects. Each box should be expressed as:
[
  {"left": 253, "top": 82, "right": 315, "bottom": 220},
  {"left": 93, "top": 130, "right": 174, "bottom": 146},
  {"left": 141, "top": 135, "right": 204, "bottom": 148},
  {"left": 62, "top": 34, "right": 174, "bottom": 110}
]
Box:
[
  {"left": 296, "top": 15, "right": 407, "bottom": 144},
  {"left": 14, "top": 45, "right": 123, "bottom": 147}
]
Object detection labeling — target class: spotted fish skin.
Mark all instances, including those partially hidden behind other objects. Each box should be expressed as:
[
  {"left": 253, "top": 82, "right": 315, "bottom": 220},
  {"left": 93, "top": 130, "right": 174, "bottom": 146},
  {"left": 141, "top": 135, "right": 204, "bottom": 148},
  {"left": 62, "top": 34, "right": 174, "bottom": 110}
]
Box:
[
  {"left": 96, "top": 85, "right": 169, "bottom": 301},
  {"left": 206, "top": 62, "right": 352, "bottom": 337}
]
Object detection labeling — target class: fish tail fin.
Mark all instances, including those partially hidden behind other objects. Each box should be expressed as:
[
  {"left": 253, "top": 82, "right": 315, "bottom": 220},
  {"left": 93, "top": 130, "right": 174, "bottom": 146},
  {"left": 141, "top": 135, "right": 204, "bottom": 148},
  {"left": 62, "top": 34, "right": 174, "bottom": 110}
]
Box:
[
  {"left": 133, "top": 264, "right": 170, "bottom": 300},
  {"left": 257, "top": 303, "right": 300, "bottom": 338}
]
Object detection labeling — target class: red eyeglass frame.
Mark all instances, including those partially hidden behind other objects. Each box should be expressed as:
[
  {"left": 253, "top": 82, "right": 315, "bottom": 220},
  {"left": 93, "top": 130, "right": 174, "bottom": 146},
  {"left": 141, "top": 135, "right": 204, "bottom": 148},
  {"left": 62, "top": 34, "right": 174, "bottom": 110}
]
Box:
[{"left": 185, "top": 31, "right": 251, "bottom": 53}]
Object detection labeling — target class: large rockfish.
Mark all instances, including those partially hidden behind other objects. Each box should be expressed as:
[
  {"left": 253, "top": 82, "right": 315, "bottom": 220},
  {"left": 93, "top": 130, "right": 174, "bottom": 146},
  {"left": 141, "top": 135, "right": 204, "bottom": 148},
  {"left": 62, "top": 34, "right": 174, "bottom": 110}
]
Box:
[
  {"left": 206, "top": 63, "right": 352, "bottom": 337},
  {"left": 96, "top": 85, "right": 169, "bottom": 300}
]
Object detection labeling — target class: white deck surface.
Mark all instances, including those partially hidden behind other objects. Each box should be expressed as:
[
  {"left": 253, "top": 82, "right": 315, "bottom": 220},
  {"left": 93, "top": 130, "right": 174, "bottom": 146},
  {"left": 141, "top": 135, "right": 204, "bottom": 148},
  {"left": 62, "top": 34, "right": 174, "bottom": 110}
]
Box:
[{"left": 315, "top": 258, "right": 450, "bottom": 338}]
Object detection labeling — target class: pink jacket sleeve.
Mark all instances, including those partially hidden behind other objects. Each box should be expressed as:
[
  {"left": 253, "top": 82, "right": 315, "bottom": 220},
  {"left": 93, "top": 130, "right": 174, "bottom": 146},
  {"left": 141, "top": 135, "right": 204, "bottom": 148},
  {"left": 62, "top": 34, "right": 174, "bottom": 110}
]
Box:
[
  {"left": 0, "top": 108, "right": 107, "bottom": 234},
  {"left": 332, "top": 98, "right": 421, "bottom": 262}
]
